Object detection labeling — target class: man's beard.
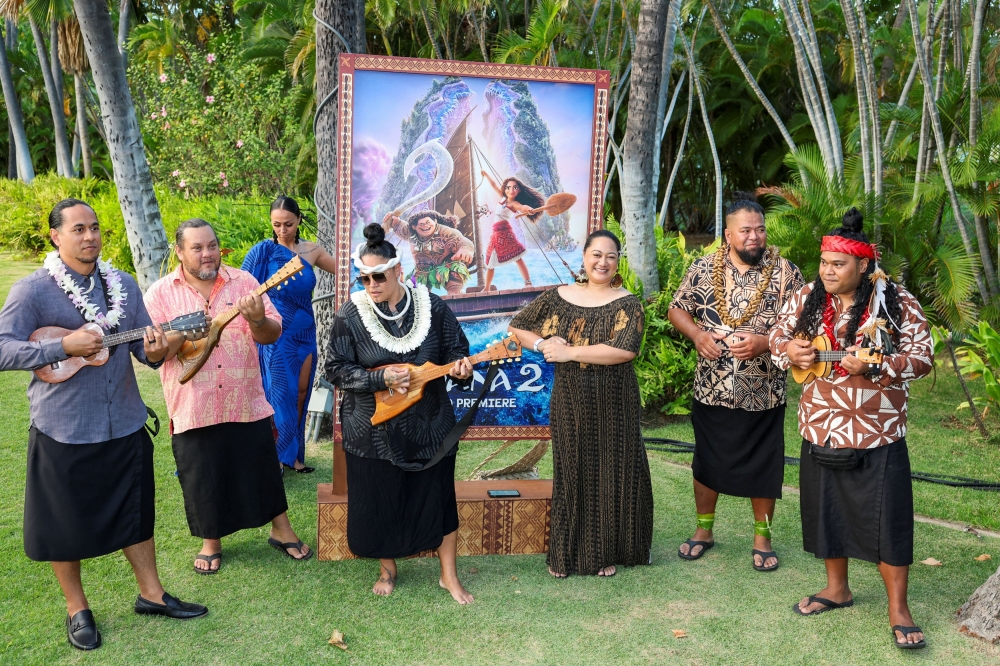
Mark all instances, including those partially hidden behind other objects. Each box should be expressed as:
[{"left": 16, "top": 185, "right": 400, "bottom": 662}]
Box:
[
  {"left": 186, "top": 263, "right": 219, "bottom": 281},
  {"left": 735, "top": 245, "right": 766, "bottom": 265}
]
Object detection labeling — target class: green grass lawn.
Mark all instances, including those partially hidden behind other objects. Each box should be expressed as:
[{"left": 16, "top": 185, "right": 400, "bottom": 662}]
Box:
[{"left": 1, "top": 258, "right": 999, "bottom": 664}]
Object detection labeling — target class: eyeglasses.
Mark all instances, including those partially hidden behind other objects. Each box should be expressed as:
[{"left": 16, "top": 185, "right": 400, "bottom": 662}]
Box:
[{"left": 355, "top": 272, "right": 388, "bottom": 287}]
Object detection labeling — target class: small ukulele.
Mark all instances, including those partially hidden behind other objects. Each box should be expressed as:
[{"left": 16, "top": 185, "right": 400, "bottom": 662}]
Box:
[
  {"left": 175, "top": 256, "right": 305, "bottom": 384},
  {"left": 30, "top": 311, "right": 209, "bottom": 384},
  {"left": 791, "top": 334, "right": 883, "bottom": 384},
  {"left": 371, "top": 333, "right": 523, "bottom": 425}
]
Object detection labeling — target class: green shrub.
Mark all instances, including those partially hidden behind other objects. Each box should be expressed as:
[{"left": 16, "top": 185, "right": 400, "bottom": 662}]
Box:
[
  {"left": 607, "top": 215, "right": 709, "bottom": 414},
  {"left": 0, "top": 175, "right": 282, "bottom": 274}
]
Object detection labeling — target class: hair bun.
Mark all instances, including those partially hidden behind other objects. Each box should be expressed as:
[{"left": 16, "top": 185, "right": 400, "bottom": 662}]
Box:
[
  {"left": 841, "top": 207, "right": 864, "bottom": 233},
  {"left": 731, "top": 190, "right": 757, "bottom": 203},
  {"left": 363, "top": 223, "right": 385, "bottom": 245}
]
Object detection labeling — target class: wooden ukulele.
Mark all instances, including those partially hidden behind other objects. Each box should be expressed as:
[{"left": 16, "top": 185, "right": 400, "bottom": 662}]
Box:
[
  {"left": 791, "top": 334, "right": 883, "bottom": 384},
  {"left": 371, "top": 333, "right": 523, "bottom": 426},
  {"left": 175, "top": 255, "right": 305, "bottom": 384},
  {"left": 30, "top": 311, "right": 209, "bottom": 384}
]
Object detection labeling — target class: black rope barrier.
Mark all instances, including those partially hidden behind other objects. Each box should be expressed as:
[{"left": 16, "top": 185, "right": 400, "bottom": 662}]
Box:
[{"left": 643, "top": 437, "right": 1000, "bottom": 492}]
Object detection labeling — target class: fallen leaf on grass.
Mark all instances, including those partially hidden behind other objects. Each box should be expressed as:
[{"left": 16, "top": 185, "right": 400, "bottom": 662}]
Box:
[
  {"left": 514, "top": 590, "right": 521, "bottom": 594},
  {"left": 511, "top": 576, "right": 518, "bottom": 581},
  {"left": 920, "top": 558, "right": 943, "bottom": 566},
  {"left": 974, "top": 554, "right": 992, "bottom": 562},
  {"left": 672, "top": 630, "right": 687, "bottom": 639},
  {"left": 469, "top": 567, "right": 479, "bottom": 574},
  {"left": 328, "top": 629, "right": 348, "bottom": 651}
]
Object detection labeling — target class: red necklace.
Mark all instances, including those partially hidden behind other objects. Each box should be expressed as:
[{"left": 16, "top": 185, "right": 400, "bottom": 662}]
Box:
[{"left": 822, "top": 293, "right": 868, "bottom": 377}]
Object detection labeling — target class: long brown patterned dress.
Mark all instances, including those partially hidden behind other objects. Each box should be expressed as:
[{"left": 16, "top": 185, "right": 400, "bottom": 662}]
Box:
[{"left": 510, "top": 288, "right": 654, "bottom": 575}]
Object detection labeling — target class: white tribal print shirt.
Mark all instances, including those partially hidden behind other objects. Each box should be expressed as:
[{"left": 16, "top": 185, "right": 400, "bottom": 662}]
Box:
[{"left": 769, "top": 283, "right": 933, "bottom": 449}]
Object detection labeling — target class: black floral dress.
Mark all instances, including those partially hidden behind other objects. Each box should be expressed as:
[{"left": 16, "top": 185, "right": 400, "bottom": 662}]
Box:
[{"left": 511, "top": 288, "right": 653, "bottom": 574}]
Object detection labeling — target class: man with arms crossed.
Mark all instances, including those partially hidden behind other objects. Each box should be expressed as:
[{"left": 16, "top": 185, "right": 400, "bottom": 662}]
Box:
[{"left": 0, "top": 199, "right": 208, "bottom": 651}]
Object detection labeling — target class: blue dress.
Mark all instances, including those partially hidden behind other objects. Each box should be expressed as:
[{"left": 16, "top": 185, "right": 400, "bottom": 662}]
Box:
[{"left": 242, "top": 241, "right": 318, "bottom": 467}]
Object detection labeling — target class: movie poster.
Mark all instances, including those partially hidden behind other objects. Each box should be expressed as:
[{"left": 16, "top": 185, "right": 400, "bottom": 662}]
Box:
[{"left": 334, "top": 55, "right": 610, "bottom": 438}]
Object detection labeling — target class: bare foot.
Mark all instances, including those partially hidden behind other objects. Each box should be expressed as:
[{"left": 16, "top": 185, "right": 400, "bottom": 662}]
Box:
[
  {"left": 597, "top": 565, "right": 616, "bottom": 577},
  {"left": 796, "top": 586, "right": 852, "bottom": 615},
  {"left": 752, "top": 535, "right": 777, "bottom": 569},
  {"left": 439, "top": 576, "right": 474, "bottom": 604},
  {"left": 548, "top": 567, "right": 568, "bottom": 578},
  {"left": 373, "top": 564, "right": 396, "bottom": 596},
  {"left": 889, "top": 607, "right": 925, "bottom": 646},
  {"left": 678, "top": 527, "right": 714, "bottom": 558},
  {"left": 194, "top": 540, "right": 222, "bottom": 572}
]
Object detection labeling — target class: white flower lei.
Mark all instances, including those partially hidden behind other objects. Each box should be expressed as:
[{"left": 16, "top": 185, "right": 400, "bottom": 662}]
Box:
[
  {"left": 44, "top": 251, "right": 127, "bottom": 330},
  {"left": 351, "top": 283, "right": 431, "bottom": 354}
]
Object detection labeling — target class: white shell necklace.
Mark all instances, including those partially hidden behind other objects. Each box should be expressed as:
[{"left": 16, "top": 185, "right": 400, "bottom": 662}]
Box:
[
  {"left": 351, "top": 283, "right": 432, "bottom": 354},
  {"left": 367, "top": 283, "right": 411, "bottom": 321}
]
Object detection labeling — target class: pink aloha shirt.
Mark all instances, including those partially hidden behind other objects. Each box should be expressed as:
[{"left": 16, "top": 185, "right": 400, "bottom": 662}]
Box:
[{"left": 144, "top": 265, "right": 281, "bottom": 435}]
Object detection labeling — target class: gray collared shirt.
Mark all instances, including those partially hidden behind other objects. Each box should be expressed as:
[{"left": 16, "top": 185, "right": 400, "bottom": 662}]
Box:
[{"left": 0, "top": 264, "right": 155, "bottom": 444}]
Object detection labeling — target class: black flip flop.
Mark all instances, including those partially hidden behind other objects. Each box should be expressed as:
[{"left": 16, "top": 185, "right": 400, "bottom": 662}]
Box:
[
  {"left": 267, "top": 538, "right": 313, "bottom": 561},
  {"left": 752, "top": 549, "right": 779, "bottom": 572},
  {"left": 193, "top": 553, "right": 221, "bottom": 575},
  {"left": 678, "top": 539, "right": 714, "bottom": 560},
  {"left": 892, "top": 625, "right": 926, "bottom": 649},
  {"left": 283, "top": 464, "right": 316, "bottom": 474},
  {"left": 793, "top": 595, "right": 854, "bottom": 616}
]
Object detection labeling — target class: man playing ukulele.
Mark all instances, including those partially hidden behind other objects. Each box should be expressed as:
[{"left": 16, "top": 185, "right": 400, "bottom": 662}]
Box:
[{"left": 769, "top": 208, "right": 933, "bottom": 650}]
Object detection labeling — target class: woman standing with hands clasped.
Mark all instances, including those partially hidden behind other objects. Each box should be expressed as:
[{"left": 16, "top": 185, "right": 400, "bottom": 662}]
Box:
[{"left": 508, "top": 230, "right": 653, "bottom": 578}]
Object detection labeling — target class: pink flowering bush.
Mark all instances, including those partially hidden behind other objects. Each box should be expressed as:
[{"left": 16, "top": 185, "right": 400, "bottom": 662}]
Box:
[{"left": 135, "top": 35, "right": 304, "bottom": 196}]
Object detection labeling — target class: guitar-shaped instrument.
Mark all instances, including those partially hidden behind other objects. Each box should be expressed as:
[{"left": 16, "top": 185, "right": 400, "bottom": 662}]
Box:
[
  {"left": 175, "top": 256, "right": 305, "bottom": 384},
  {"left": 371, "top": 333, "right": 523, "bottom": 425},
  {"left": 791, "top": 334, "right": 883, "bottom": 384},
  {"left": 30, "top": 311, "right": 209, "bottom": 384}
]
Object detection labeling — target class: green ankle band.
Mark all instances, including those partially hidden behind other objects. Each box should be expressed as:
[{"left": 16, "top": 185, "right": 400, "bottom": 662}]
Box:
[
  {"left": 754, "top": 520, "right": 772, "bottom": 539},
  {"left": 696, "top": 513, "right": 715, "bottom": 531}
]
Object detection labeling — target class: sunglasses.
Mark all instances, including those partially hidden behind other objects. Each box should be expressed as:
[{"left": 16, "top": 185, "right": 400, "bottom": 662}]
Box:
[{"left": 355, "top": 272, "right": 389, "bottom": 287}]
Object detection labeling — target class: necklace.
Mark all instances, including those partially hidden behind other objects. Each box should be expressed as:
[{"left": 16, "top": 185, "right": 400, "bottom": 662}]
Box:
[
  {"left": 44, "top": 251, "right": 126, "bottom": 331},
  {"left": 351, "top": 283, "right": 431, "bottom": 354},
  {"left": 367, "top": 284, "right": 411, "bottom": 322},
  {"left": 712, "top": 245, "right": 775, "bottom": 329},
  {"left": 822, "top": 293, "right": 869, "bottom": 377}
]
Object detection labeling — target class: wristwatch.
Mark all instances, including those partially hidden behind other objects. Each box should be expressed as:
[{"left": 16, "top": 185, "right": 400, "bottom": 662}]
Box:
[{"left": 533, "top": 338, "right": 544, "bottom": 352}]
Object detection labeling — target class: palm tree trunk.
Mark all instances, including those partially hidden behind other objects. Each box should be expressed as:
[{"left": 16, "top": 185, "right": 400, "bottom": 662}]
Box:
[
  {"left": 882, "top": 59, "right": 917, "bottom": 150},
  {"left": 73, "top": 0, "right": 168, "bottom": 289},
  {"left": 469, "top": 9, "right": 488, "bottom": 61},
  {"left": 118, "top": 0, "right": 130, "bottom": 70},
  {"left": 967, "top": 0, "right": 997, "bottom": 296},
  {"left": 706, "top": 0, "right": 797, "bottom": 155},
  {"left": 314, "top": 0, "right": 366, "bottom": 434},
  {"left": 620, "top": 0, "right": 669, "bottom": 296},
  {"left": 840, "top": 0, "right": 872, "bottom": 193},
  {"left": 29, "top": 16, "right": 72, "bottom": 177},
  {"left": 682, "top": 31, "right": 723, "bottom": 238},
  {"left": 797, "top": 0, "right": 844, "bottom": 174},
  {"left": 904, "top": 0, "right": 991, "bottom": 303},
  {"left": 50, "top": 20, "right": 63, "bottom": 105},
  {"left": 420, "top": 4, "right": 443, "bottom": 59},
  {"left": 651, "top": 0, "right": 681, "bottom": 202},
  {"left": 75, "top": 72, "right": 92, "bottom": 178},
  {"left": 854, "top": 1, "right": 882, "bottom": 200},
  {"left": 0, "top": 21, "right": 34, "bottom": 183},
  {"left": 660, "top": 66, "right": 693, "bottom": 226},
  {"left": 877, "top": 3, "right": 908, "bottom": 90}
]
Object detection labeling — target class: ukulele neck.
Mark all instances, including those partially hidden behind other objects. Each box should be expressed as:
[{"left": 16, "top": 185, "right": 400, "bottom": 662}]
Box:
[
  {"left": 215, "top": 281, "right": 272, "bottom": 328},
  {"left": 418, "top": 348, "right": 495, "bottom": 383},
  {"left": 815, "top": 350, "right": 852, "bottom": 362},
  {"left": 101, "top": 321, "right": 183, "bottom": 348}
]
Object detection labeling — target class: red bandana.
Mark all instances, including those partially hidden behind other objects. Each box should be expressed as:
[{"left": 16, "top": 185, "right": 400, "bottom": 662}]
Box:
[{"left": 821, "top": 236, "right": 880, "bottom": 260}]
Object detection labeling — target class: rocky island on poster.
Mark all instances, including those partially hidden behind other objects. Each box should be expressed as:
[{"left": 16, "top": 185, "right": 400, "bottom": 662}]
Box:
[{"left": 335, "top": 55, "right": 610, "bottom": 438}]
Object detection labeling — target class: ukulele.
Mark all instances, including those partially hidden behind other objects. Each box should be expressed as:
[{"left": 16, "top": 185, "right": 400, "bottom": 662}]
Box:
[
  {"left": 30, "top": 311, "right": 209, "bottom": 384},
  {"left": 175, "top": 256, "right": 305, "bottom": 384},
  {"left": 371, "top": 333, "right": 523, "bottom": 426},
  {"left": 791, "top": 334, "right": 884, "bottom": 384}
]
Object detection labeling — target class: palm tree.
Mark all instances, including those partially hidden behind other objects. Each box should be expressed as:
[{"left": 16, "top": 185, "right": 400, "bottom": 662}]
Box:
[
  {"left": 0, "top": 13, "right": 34, "bottom": 181},
  {"left": 619, "top": 0, "right": 669, "bottom": 296},
  {"left": 493, "top": 0, "right": 580, "bottom": 66},
  {"left": 57, "top": 14, "right": 90, "bottom": 177},
  {"left": 73, "top": 0, "right": 169, "bottom": 289}
]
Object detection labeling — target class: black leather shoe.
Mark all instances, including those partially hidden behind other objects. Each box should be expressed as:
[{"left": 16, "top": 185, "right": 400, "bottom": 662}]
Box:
[
  {"left": 66, "top": 609, "right": 101, "bottom": 650},
  {"left": 134, "top": 592, "right": 208, "bottom": 620}
]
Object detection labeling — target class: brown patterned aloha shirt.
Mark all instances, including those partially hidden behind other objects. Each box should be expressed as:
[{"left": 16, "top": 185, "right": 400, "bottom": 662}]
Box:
[
  {"left": 670, "top": 248, "right": 804, "bottom": 411},
  {"left": 769, "top": 283, "right": 934, "bottom": 449}
]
